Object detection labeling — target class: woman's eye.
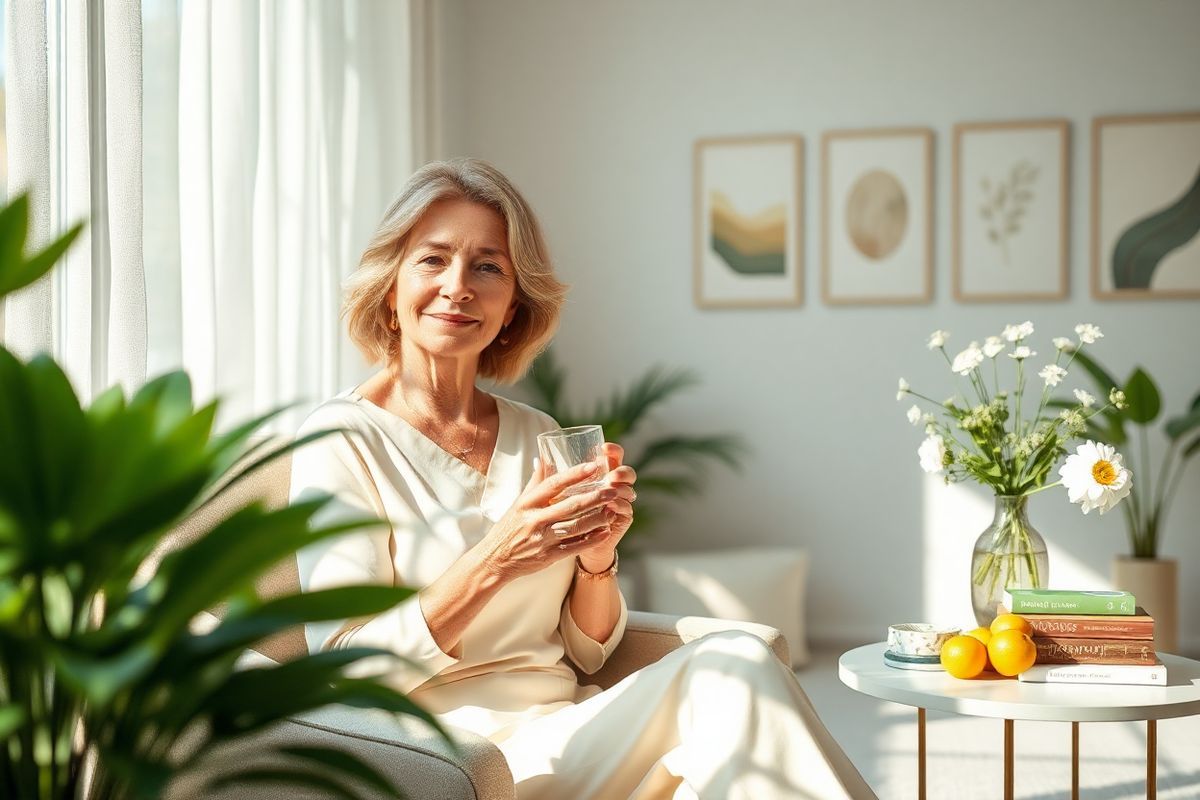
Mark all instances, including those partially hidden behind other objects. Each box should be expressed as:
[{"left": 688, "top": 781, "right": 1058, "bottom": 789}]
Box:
[
  {"left": 478, "top": 262, "right": 503, "bottom": 274},
  {"left": 420, "top": 255, "right": 444, "bottom": 266}
]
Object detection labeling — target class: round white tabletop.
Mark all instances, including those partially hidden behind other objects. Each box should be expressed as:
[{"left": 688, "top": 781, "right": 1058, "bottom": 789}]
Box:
[{"left": 839, "top": 643, "right": 1200, "bottom": 723}]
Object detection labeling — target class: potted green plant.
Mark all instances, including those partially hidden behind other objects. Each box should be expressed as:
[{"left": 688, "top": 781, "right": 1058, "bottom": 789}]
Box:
[
  {"left": 1055, "top": 345, "right": 1200, "bottom": 653},
  {"left": 0, "top": 195, "right": 442, "bottom": 799},
  {"left": 520, "top": 348, "right": 746, "bottom": 543}
]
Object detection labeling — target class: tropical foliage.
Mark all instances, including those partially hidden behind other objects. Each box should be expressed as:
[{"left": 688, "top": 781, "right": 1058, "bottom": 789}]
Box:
[
  {"left": 521, "top": 349, "right": 745, "bottom": 540},
  {"left": 1053, "top": 346, "right": 1200, "bottom": 557},
  {"left": 0, "top": 195, "right": 441, "bottom": 800}
]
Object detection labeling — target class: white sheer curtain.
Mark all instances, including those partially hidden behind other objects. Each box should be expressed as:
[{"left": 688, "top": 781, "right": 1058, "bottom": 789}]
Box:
[
  {"left": 151, "top": 0, "right": 418, "bottom": 431},
  {"left": 7, "top": 0, "right": 419, "bottom": 430},
  {"left": 3, "top": 0, "right": 145, "bottom": 398}
]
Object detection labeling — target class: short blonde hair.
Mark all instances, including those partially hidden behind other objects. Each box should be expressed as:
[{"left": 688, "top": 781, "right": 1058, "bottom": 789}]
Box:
[{"left": 343, "top": 158, "right": 567, "bottom": 384}]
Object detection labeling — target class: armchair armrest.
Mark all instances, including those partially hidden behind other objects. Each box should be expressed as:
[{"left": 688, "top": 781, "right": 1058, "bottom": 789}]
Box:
[{"left": 581, "top": 610, "right": 791, "bottom": 690}]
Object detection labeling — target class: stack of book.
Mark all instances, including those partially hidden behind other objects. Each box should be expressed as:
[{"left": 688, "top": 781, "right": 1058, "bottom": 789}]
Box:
[{"left": 1002, "top": 589, "right": 1165, "bottom": 686}]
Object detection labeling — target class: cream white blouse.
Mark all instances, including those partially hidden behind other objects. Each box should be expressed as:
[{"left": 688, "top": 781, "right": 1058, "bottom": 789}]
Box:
[{"left": 290, "top": 390, "right": 628, "bottom": 741}]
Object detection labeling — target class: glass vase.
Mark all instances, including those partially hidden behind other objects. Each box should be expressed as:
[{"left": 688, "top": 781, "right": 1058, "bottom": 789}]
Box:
[{"left": 970, "top": 494, "right": 1048, "bottom": 627}]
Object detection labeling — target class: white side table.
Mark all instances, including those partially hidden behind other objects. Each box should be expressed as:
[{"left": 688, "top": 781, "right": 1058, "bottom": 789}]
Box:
[{"left": 839, "top": 642, "right": 1200, "bottom": 800}]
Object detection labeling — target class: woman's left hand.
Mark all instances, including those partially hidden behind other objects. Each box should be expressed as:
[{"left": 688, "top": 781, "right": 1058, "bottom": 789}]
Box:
[{"left": 576, "top": 442, "right": 636, "bottom": 573}]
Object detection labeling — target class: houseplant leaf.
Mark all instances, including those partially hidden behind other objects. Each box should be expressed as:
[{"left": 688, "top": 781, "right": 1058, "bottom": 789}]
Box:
[{"left": 1122, "top": 368, "right": 1161, "bottom": 425}]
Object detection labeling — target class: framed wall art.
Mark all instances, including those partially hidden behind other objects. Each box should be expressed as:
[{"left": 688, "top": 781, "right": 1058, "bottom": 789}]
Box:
[
  {"left": 1092, "top": 112, "right": 1200, "bottom": 300},
  {"left": 821, "top": 127, "right": 933, "bottom": 305},
  {"left": 953, "top": 120, "right": 1069, "bottom": 302},
  {"left": 693, "top": 135, "right": 804, "bottom": 309}
]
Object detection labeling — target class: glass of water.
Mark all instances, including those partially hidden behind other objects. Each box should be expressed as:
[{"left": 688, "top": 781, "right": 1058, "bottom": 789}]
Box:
[{"left": 537, "top": 425, "right": 607, "bottom": 523}]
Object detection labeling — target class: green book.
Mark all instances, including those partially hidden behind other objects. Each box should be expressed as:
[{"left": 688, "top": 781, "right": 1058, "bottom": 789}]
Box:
[{"left": 1004, "top": 589, "right": 1136, "bottom": 615}]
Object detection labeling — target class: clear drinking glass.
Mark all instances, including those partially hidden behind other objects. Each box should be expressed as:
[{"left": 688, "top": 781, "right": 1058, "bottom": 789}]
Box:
[{"left": 536, "top": 425, "right": 607, "bottom": 522}]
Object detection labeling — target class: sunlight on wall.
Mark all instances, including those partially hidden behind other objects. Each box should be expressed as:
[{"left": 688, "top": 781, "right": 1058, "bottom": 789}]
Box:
[
  {"left": 922, "top": 478, "right": 1110, "bottom": 625},
  {"left": 1045, "top": 535, "right": 1110, "bottom": 591},
  {"left": 922, "top": 478, "right": 989, "bottom": 626}
]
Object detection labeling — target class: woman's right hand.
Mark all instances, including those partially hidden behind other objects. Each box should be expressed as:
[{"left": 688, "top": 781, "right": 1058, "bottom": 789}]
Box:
[{"left": 478, "top": 458, "right": 632, "bottom": 582}]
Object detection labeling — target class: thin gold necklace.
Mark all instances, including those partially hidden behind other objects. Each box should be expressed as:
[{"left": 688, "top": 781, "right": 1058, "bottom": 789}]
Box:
[{"left": 400, "top": 388, "right": 479, "bottom": 461}]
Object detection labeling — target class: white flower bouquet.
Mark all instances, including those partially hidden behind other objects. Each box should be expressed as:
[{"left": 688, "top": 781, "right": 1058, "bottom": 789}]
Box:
[{"left": 897, "top": 322, "right": 1134, "bottom": 615}]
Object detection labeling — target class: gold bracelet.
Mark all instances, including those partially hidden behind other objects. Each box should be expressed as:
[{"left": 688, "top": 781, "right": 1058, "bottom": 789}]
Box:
[{"left": 575, "top": 551, "right": 619, "bottom": 580}]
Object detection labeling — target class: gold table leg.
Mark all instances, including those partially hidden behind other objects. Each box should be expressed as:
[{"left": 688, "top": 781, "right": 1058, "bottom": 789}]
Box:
[
  {"left": 1004, "top": 719, "right": 1014, "bottom": 800},
  {"left": 1071, "top": 721, "right": 1079, "bottom": 800},
  {"left": 917, "top": 707, "right": 926, "bottom": 800},
  {"left": 1147, "top": 719, "right": 1157, "bottom": 800}
]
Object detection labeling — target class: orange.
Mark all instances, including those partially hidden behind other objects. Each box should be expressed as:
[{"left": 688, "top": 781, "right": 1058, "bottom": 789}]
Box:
[
  {"left": 940, "top": 635, "right": 988, "bottom": 679},
  {"left": 988, "top": 629, "right": 1037, "bottom": 677},
  {"left": 964, "top": 627, "right": 994, "bottom": 670},
  {"left": 990, "top": 613, "right": 1033, "bottom": 637}
]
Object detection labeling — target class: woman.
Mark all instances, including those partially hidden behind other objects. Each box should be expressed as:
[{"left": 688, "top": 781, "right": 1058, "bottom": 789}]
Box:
[{"left": 291, "top": 158, "right": 875, "bottom": 799}]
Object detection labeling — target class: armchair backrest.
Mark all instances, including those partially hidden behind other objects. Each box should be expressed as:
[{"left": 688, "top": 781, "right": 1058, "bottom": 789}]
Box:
[{"left": 162, "top": 449, "right": 309, "bottom": 663}]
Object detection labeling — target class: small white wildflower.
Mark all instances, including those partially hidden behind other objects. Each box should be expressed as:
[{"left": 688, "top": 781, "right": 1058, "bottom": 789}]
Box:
[
  {"left": 951, "top": 342, "right": 984, "bottom": 375},
  {"left": 907, "top": 404, "right": 922, "bottom": 425},
  {"left": 1073, "top": 389, "right": 1095, "bottom": 408},
  {"left": 927, "top": 330, "right": 950, "bottom": 350},
  {"left": 1003, "top": 321, "right": 1035, "bottom": 342},
  {"left": 1008, "top": 346, "right": 1035, "bottom": 360},
  {"left": 922, "top": 413, "right": 936, "bottom": 425},
  {"left": 1040, "top": 364, "right": 1068, "bottom": 387},
  {"left": 1109, "top": 388, "right": 1127, "bottom": 409},
  {"left": 1053, "top": 337, "right": 1074, "bottom": 351},
  {"left": 918, "top": 434, "right": 947, "bottom": 474},
  {"left": 982, "top": 336, "right": 1006, "bottom": 359},
  {"left": 1075, "top": 323, "right": 1104, "bottom": 344},
  {"left": 897, "top": 378, "right": 910, "bottom": 401}
]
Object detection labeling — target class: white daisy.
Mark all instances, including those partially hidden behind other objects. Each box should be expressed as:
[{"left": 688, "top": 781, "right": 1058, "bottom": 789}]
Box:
[
  {"left": 918, "top": 434, "right": 947, "bottom": 474},
  {"left": 982, "top": 336, "right": 1006, "bottom": 359},
  {"left": 1039, "top": 364, "right": 1068, "bottom": 387},
  {"left": 1053, "top": 337, "right": 1074, "bottom": 351},
  {"left": 1074, "top": 323, "right": 1103, "bottom": 344},
  {"left": 1058, "top": 440, "right": 1132, "bottom": 515},
  {"left": 927, "top": 330, "right": 950, "bottom": 350}
]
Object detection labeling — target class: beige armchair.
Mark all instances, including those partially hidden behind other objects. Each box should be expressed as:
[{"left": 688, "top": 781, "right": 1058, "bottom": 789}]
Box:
[{"left": 163, "top": 451, "right": 792, "bottom": 800}]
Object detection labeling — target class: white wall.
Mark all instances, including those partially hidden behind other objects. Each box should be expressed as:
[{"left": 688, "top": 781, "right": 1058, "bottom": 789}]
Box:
[{"left": 434, "top": 0, "right": 1200, "bottom": 651}]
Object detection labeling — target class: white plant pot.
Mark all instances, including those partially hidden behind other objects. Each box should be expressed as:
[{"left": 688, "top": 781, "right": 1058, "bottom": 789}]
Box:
[{"left": 1111, "top": 556, "right": 1178, "bottom": 655}]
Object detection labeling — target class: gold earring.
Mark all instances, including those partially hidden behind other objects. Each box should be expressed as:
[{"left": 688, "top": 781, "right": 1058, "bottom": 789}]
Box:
[{"left": 388, "top": 309, "right": 399, "bottom": 331}]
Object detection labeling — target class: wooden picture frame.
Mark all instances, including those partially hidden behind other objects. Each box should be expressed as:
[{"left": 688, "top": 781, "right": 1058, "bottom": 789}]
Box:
[
  {"left": 952, "top": 119, "right": 1070, "bottom": 302},
  {"left": 693, "top": 135, "right": 804, "bottom": 309},
  {"left": 821, "top": 127, "right": 933, "bottom": 305},
  {"left": 1092, "top": 111, "right": 1200, "bottom": 300}
]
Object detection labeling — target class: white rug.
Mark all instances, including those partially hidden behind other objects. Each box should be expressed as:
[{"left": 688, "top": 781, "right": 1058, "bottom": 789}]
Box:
[{"left": 796, "top": 647, "right": 1200, "bottom": 799}]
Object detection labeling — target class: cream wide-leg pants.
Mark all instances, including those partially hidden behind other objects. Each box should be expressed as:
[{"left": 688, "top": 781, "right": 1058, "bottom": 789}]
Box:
[{"left": 496, "top": 631, "right": 877, "bottom": 800}]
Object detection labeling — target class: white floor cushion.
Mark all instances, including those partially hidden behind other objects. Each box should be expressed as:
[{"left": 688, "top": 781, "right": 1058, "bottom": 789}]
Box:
[{"left": 642, "top": 547, "right": 810, "bottom": 667}]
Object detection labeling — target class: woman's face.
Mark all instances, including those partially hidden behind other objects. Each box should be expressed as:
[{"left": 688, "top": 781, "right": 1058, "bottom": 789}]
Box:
[{"left": 389, "top": 197, "right": 519, "bottom": 364}]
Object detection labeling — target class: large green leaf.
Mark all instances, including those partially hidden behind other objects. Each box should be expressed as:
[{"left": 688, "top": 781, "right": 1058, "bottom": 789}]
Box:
[
  {"left": 0, "top": 195, "right": 84, "bottom": 298},
  {"left": 207, "top": 768, "right": 364, "bottom": 800},
  {"left": 276, "top": 745, "right": 401, "bottom": 797},
  {"left": 1122, "top": 368, "right": 1161, "bottom": 425},
  {"left": 1165, "top": 405, "right": 1200, "bottom": 441},
  {"left": 160, "top": 586, "right": 416, "bottom": 672}
]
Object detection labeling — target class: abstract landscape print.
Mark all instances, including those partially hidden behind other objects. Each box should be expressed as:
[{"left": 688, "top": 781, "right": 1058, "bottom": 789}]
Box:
[
  {"left": 694, "top": 135, "right": 803, "bottom": 308},
  {"left": 1092, "top": 112, "right": 1200, "bottom": 299}
]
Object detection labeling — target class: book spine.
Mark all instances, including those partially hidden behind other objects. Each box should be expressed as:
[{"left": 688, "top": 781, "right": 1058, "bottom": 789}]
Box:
[
  {"left": 1033, "top": 637, "right": 1157, "bottom": 665},
  {"left": 1025, "top": 617, "right": 1154, "bottom": 640},
  {"left": 1005, "top": 591, "right": 1136, "bottom": 615},
  {"left": 1019, "top": 664, "right": 1166, "bottom": 686}
]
